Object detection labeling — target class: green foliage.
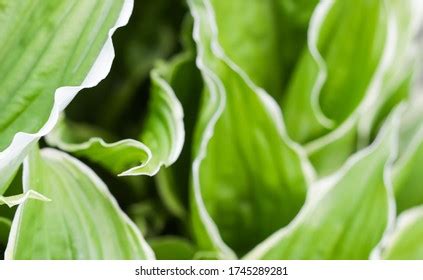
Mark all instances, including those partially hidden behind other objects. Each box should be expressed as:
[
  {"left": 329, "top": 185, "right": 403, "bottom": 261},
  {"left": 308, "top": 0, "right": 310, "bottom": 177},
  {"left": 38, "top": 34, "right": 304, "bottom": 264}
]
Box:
[
  {"left": 0, "top": 0, "right": 423, "bottom": 260},
  {"left": 6, "top": 147, "right": 153, "bottom": 260}
]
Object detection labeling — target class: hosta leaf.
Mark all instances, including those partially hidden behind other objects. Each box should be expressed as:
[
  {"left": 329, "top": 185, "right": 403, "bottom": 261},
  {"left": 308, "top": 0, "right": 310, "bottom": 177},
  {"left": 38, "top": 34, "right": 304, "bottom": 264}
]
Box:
[
  {"left": 46, "top": 67, "right": 184, "bottom": 177},
  {"left": 189, "top": 0, "right": 313, "bottom": 258},
  {"left": 282, "top": 0, "right": 388, "bottom": 143},
  {"left": 66, "top": 0, "right": 187, "bottom": 130},
  {"left": 149, "top": 237, "right": 196, "bottom": 260},
  {"left": 381, "top": 206, "right": 423, "bottom": 259},
  {"left": 45, "top": 117, "right": 150, "bottom": 175},
  {"left": 244, "top": 109, "right": 401, "bottom": 260},
  {"left": 0, "top": 0, "right": 133, "bottom": 194},
  {"left": 207, "top": 0, "right": 317, "bottom": 100},
  {"left": 0, "top": 217, "right": 11, "bottom": 246},
  {"left": 393, "top": 95, "right": 423, "bottom": 213},
  {"left": 154, "top": 41, "right": 203, "bottom": 219},
  {"left": 0, "top": 190, "right": 50, "bottom": 208},
  {"left": 306, "top": 120, "right": 358, "bottom": 177},
  {"left": 367, "top": 74, "right": 414, "bottom": 141},
  {"left": 303, "top": 0, "right": 421, "bottom": 176},
  {"left": 131, "top": 68, "right": 185, "bottom": 176},
  {"left": 358, "top": 0, "right": 423, "bottom": 142},
  {"left": 5, "top": 148, "right": 154, "bottom": 260}
]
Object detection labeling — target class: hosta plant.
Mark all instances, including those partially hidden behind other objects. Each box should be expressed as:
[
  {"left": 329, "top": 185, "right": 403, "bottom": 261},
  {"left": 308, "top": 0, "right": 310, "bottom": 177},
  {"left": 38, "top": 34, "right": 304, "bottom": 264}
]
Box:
[{"left": 0, "top": 0, "right": 423, "bottom": 260}]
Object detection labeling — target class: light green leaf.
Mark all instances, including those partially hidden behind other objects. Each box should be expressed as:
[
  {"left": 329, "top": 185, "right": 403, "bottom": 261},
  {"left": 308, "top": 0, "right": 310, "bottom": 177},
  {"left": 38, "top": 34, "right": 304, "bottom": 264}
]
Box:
[
  {"left": 208, "top": 0, "right": 317, "bottom": 100},
  {"left": 46, "top": 67, "right": 184, "bottom": 177},
  {"left": 68, "top": 0, "right": 187, "bottom": 130},
  {"left": 153, "top": 43, "right": 203, "bottom": 219},
  {"left": 129, "top": 68, "right": 185, "bottom": 176},
  {"left": 45, "top": 117, "right": 150, "bottom": 175},
  {"left": 303, "top": 0, "right": 421, "bottom": 177},
  {"left": 393, "top": 95, "right": 423, "bottom": 213},
  {"left": 282, "top": 0, "right": 388, "bottom": 142},
  {"left": 381, "top": 206, "right": 423, "bottom": 259},
  {"left": 0, "top": 190, "right": 50, "bottom": 208},
  {"left": 189, "top": 0, "right": 313, "bottom": 258},
  {"left": 306, "top": 120, "right": 358, "bottom": 177},
  {"left": 367, "top": 74, "right": 413, "bottom": 141},
  {"left": 0, "top": 0, "right": 133, "bottom": 194},
  {"left": 358, "top": 0, "right": 423, "bottom": 143},
  {"left": 5, "top": 148, "right": 154, "bottom": 260},
  {"left": 245, "top": 109, "right": 401, "bottom": 260},
  {"left": 149, "top": 236, "right": 196, "bottom": 260}
]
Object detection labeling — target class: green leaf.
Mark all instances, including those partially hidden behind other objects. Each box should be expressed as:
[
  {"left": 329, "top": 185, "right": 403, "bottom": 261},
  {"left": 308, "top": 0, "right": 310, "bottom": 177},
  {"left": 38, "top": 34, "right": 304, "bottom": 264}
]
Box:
[
  {"left": 149, "top": 236, "right": 196, "bottom": 260},
  {"left": 0, "top": 0, "right": 133, "bottom": 194},
  {"left": 45, "top": 116, "right": 150, "bottom": 175},
  {"left": 0, "top": 217, "right": 11, "bottom": 259},
  {"left": 46, "top": 66, "right": 184, "bottom": 177},
  {"left": 393, "top": 96, "right": 423, "bottom": 213},
  {"left": 244, "top": 109, "right": 401, "bottom": 259},
  {"left": 66, "top": 0, "right": 187, "bottom": 130},
  {"left": 302, "top": 0, "right": 421, "bottom": 177},
  {"left": 189, "top": 0, "right": 313, "bottom": 258},
  {"left": 306, "top": 120, "right": 358, "bottom": 177},
  {"left": 283, "top": 0, "right": 388, "bottom": 143},
  {"left": 131, "top": 68, "right": 185, "bottom": 176},
  {"left": 5, "top": 147, "right": 154, "bottom": 260},
  {"left": 0, "top": 217, "right": 11, "bottom": 248},
  {"left": 358, "top": 0, "right": 423, "bottom": 142},
  {"left": 207, "top": 0, "right": 317, "bottom": 100},
  {"left": 381, "top": 206, "right": 423, "bottom": 259},
  {"left": 367, "top": 74, "right": 413, "bottom": 141},
  {"left": 0, "top": 190, "right": 50, "bottom": 208},
  {"left": 153, "top": 41, "right": 203, "bottom": 219}
]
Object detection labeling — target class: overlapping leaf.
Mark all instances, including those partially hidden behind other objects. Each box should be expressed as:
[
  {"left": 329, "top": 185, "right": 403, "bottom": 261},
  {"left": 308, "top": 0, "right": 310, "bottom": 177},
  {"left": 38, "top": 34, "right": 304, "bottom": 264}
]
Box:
[
  {"left": 189, "top": 0, "right": 314, "bottom": 258},
  {"left": 0, "top": 0, "right": 422, "bottom": 262},
  {"left": 153, "top": 46, "right": 203, "bottom": 219},
  {"left": 300, "top": 0, "right": 421, "bottom": 176},
  {"left": 359, "top": 0, "right": 423, "bottom": 142},
  {"left": 0, "top": 0, "right": 133, "bottom": 194},
  {"left": 381, "top": 206, "right": 423, "bottom": 259},
  {"left": 65, "top": 0, "right": 187, "bottom": 130},
  {"left": 244, "top": 109, "right": 401, "bottom": 259},
  {"left": 0, "top": 190, "right": 49, "bottom": 208},
  {"left": 393, "top": 95, "right": 423, "bottom": 213},
  {"left": 208, "top": 0, "right": 317, "bottom": 100},
  {"left": 46, "top": 66, "right": 184, "bottom": 177},
  {"left": 282, "top": 0, "right": 387, "bottom": 143},
  {"left": 5, "top": 147, "right": 154, "bottom": 260}
]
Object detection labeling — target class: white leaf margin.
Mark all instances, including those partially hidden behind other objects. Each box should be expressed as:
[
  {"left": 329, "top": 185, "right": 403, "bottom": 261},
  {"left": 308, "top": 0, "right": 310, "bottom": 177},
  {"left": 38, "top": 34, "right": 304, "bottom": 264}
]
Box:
[
  {"left": 120, "top": 69, "right": 185, "bottom": 177},
  {"left": 0, "top": 190, "right": 50, "bottom": 208},
  {"left": 48, "top": 134, "right": 153, "bottom": 176},
  {"left": 46, "top": 68, "right": 185, "bottom": 178},
  {"left": 306, "top": 0, "right": 399, "bottom": 155},
  {"left": 244, "top": 105, "right": 403, "bottom": 260},
  {"left": 5, "top": 148, "right": 155, "bottom": 260},
  {"left": 0, "top": 0, "right": 134, "bottom": 192},
  {"left": 357, "top": 0, "right": 423, "bottom": 145},
  {"left": 371, "top": 97, "right": 423, "bottom": 258},
  {"left": 189, "top": 0, "right": 316, "bottom": 259},
  {"left": 378, "top": 205, "right": 423, "bottom": 259},
  {"left": 306, "top": 0, "right": 336, "bottom": 129}
]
